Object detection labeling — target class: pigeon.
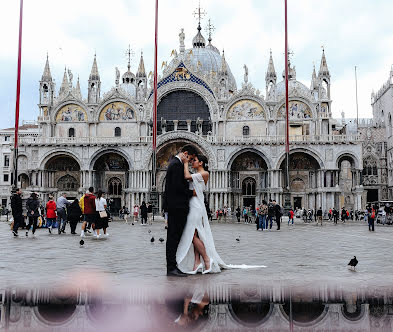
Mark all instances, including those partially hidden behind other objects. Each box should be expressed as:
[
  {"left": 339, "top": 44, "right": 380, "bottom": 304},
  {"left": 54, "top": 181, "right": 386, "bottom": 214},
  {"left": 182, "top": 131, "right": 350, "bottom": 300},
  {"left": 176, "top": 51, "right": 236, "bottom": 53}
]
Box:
[
  {"left": 348, "top": 256, "right": 358, "bottom": 270},
  {"left": 159, "top": 238, "right": 164, "bottom": 243},
  {"left": 148, "top": 229, "right": 151, "bottom": 234},
  {"left": 150, "top": 237, "right": 155, "bottom": 243},
  {"left": 236, "top": 237, "right": 240, "bottom": 242},
  {"left": 79, "top": 239, "right": 84, "bottom": 246}
]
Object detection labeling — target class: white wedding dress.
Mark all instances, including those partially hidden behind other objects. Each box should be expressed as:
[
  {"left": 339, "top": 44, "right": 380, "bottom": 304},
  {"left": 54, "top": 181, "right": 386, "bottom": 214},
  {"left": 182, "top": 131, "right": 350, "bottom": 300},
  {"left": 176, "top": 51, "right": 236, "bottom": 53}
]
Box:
[{"left": 176, "top": 173, "right": 265, "bottom": 273}]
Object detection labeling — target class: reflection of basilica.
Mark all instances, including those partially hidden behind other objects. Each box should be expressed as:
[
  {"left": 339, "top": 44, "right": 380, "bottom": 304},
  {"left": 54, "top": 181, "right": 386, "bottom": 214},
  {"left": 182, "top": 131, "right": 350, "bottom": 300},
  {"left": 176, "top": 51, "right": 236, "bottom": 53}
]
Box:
[
  {"left": 3, "top": 284, "right": 393, "bottom": 331},
  {"left": 0, "top": 13, "right": 391, "bottom": 213}
]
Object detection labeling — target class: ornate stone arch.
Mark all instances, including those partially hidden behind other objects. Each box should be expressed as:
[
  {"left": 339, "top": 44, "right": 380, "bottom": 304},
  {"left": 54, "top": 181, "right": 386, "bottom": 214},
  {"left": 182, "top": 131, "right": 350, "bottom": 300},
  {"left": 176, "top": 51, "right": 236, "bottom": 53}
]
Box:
[
  {"left": 336, "top": 152, "right": 360, "bottom": 169},
  {"left": 143, "top": 131, "right": 216, "bottom": 169},
  {"left": 226, "top": 147, "right": 272, "bottom": 170},
  {"left": 275, "top": 147, "right": 324, "bottom": 170},
  {"left": 224, "top": 95, "right": 268, "bottom": 121},
  {"left": 146, "top": 82, "right": 219, "bottom": 122},
  {"left": 39, "top": 150, "right": 82, "bottom": 170},
  {"left": 51, "top": 100, "right": 89, "bottom": 123},
  {"left": 89, "top": 147, "right": 132, "bottom": 170},
  {"left": 95, "top": 98, "right": 139, "bottom": 122},
  {"left": 274, "top": 97, "right": 316, "bottom": 120}
]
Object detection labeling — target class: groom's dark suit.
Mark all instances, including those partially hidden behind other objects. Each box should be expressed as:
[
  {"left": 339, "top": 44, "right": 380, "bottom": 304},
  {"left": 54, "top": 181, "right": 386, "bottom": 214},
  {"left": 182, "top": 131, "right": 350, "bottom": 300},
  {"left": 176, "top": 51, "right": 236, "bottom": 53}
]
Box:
[{"left": 164, "top": 156, "right": 193, "bottom": 272}]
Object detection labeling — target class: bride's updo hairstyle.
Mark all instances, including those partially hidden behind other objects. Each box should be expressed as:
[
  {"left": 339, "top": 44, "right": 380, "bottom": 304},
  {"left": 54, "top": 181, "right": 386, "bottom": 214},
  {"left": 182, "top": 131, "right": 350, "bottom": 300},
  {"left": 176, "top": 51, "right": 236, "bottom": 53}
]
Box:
[{"left": 197, "top": 155, "right": 209, "bottom": 172}]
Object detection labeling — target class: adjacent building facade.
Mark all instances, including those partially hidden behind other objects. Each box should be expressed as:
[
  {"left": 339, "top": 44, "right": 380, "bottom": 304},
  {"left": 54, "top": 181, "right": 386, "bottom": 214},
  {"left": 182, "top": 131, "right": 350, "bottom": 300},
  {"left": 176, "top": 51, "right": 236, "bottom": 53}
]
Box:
[{"left": 2, "top": 22, "right": 392, "bottom": 214}]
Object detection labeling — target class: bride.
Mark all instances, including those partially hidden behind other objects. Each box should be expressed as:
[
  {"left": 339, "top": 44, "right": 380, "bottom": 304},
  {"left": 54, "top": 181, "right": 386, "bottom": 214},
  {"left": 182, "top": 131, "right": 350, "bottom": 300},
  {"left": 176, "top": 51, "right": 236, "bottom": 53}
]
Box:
[{"left": 176, "top": 154, "right": 265, "bottom": 274}]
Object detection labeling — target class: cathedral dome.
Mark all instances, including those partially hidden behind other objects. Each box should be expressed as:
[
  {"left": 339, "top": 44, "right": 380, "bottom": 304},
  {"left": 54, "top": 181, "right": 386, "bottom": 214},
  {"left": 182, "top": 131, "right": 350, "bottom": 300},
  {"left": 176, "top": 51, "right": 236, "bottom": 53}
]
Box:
[{"left": 184, "top": 47, "right": 237, "bottom": 91}]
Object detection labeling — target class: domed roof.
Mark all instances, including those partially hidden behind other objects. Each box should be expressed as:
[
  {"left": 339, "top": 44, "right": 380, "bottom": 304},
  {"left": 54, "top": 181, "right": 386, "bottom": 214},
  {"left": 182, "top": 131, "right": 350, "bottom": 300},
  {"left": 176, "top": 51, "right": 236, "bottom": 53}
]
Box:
[
  {"left": 122, "top": 70, "right": 136, "bottom": 83},
  {"left": 275, "top": 79, "right": 314, "bottom": 101},
  {"left": 183, "top": 47, "right": 237, "bottom": 91},
  {"left": 120, "top": 80, "right": 136, "bottom": 98}
]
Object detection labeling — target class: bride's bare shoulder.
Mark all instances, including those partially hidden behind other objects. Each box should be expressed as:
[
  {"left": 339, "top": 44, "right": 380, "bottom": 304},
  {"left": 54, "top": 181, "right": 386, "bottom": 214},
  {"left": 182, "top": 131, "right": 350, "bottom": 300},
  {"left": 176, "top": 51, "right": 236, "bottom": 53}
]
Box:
[{"left": 201, "top": 171, "right": 209, "bottom": 182}]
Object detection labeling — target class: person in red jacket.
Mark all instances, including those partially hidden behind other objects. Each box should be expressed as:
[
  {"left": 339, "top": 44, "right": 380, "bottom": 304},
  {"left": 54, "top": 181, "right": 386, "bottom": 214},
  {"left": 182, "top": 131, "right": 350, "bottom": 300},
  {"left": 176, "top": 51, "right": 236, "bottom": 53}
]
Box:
[
  {"left": 80, "top": 187, "right": 96, "bottom": 237},
  {"left": 288, "top": 209, "right": 294, "bottom": 226},
  {"left": 46, "top": 196, "right": 57, "bottom": 234}
]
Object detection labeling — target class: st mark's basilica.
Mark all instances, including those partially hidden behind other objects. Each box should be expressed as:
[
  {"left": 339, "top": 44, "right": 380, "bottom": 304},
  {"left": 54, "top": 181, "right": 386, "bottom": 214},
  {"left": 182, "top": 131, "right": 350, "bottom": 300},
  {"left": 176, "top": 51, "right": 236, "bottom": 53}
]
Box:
[{"left": 1, "top": 17, "right": 392, "bottom": 215}]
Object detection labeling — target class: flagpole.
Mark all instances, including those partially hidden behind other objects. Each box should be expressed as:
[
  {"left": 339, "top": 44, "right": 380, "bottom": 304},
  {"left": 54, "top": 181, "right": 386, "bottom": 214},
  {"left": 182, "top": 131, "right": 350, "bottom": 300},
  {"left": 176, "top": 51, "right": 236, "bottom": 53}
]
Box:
[
  {"left": 12, "top": 0, "right": 24, "bottom": 191},
  {"left": 150, "top": 0, "right": 159, "bottom": 213},
  {"left": 355, "top": 66, "right": 359, "bottom": 132},
  {"left": 284, "top": 0, "right": 291, "bottom": 205}
]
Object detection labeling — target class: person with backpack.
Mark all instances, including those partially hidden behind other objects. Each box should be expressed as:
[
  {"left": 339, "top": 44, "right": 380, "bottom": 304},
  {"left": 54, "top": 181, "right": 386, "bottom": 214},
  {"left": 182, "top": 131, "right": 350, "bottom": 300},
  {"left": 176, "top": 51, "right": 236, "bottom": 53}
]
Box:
[
  {"left": 11, "top": 188, "right": 24, "bottom": 237},
  {"left": 316, "top": 207, "right": 323, "bottom": 226},
  {"left": 258, "top": 200, "right": 268, "bottom": 230},
  {"left": 26, "top": 192, "right": 40, "bottom": 237},
  {"left": 67, "top": 199, "right": 82, "bottom": 235},
  {"left": 369, "top": 205, "right": 376, "bottom": 231},
  {"left": 45, "top": 195, "right": 57, "bottom": 234},
  {"left": 341, "top": 207, "right": 347, "bottom": 223},
  {"left": 235, "top": 207, "right": 241, "bottom": 223}
]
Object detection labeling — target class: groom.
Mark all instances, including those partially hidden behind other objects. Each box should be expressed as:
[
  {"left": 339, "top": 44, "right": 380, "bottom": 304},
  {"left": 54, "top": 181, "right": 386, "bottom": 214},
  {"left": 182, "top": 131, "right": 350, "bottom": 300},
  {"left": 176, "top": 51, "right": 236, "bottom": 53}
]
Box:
[{"left": 164, "top": 145, "right": 198, "bottom": 277}]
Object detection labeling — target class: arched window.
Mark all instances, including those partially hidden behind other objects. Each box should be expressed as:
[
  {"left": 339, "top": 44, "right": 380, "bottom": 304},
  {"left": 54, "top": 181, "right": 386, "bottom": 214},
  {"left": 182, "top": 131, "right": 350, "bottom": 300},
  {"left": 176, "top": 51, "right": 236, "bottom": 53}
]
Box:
[
  {"left": 57, "top": 174, "right": 78, "bottom": 190},
  {"left": 242, "top": 178, "right": 256, "bottom": 196},
  {"left": 68, "top": 128, "right": 75, "bottom": 137},
  {"left": 243, "top": 126, "right": 250, "bottom": 137},
  {"left": 108, "top": 177, "right": 122, "bottom": 195},
  {"left": 114, "top": 127, "right": 121, "bottom": 137}
]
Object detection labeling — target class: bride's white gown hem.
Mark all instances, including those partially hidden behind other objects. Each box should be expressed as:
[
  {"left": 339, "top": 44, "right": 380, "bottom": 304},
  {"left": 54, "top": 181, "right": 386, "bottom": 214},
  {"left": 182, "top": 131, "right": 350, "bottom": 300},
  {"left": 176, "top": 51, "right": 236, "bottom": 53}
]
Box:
[{"left": 176, "top": 173, "right": 265, "bottom": 274}]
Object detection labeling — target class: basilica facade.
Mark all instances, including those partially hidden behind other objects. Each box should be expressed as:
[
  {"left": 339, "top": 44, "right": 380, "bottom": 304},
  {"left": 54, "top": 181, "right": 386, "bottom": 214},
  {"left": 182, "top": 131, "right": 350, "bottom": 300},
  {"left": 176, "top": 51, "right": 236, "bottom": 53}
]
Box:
[{"left": 2, "top": 23, "right": 385, "bottom": 215}]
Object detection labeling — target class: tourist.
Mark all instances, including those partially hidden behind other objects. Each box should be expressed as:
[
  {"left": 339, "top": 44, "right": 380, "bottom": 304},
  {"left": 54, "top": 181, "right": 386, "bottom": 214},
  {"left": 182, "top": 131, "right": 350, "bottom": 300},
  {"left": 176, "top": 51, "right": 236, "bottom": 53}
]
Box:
[
  {"left": 67, "top": 199, "right": 82, "bottom": 234},
  {"left": 80, "top": 187, "right": 96, "bottom": 237},
  {"left": 333, "top": 207, "right": 339, "bottom": 224},
  {"left": 368, "top": 205, "right": 375, "bottom": 231},
  {"left": 147, "top": 202, "right": 153, "bottom": 225},
  {"left": 288, "top": 208, "right": 294, "bottom": 226},
  {"left": 382, "top": 207, "right": 387, "bottom": 225},
  {"left": 26, "top": 192, "right": 40, "bottom": 237},
  {"left": 95, "top": 190, "right": 107, "bottom": 237},
  {"left": 45, "top": 195, "right": 57, "bottom": 234},
  {"left": 259, "top": 200, "right": 268, "bottom": 230},
  {"left": 302, "top": 208, "right": 307, "bottom": 223},
  {"left": 243, "top": 207, "right": 248, "bottom": 223},
  {"left": 227, "top": 206, "right": 232, "bottom": 218},
  {"left": 341, "top": 207, "right": 346, "bottom": 223},
  {"left": 267, "top": 200, "right": 275, "bottom": 229},
  {"left": 328, "top": 208, "right": 332, "bottom": 220},
  {"left": 235, "top": 206, "right": 241, "bottom": 223},
  {"left": 133, "top": 205, "right": 139, "bottom": 224},
  {"left": 218, "top": 208, "right": 224, "bottom": 222},
  {"left": 316, "top": 207, "right": 323, "bottom": 226},
  {"left": 273, "top": 200, "right": 282, "bottom": 230},
  {"left": 10, "top": 188, "right": 23, "bottom": 237},
  {"left": 119, "top": 207, "right": 124, "bottom": 220},
  {"left": 140, "top": 201, "right": 148, "bottom": 225},
  {"left": 56, "top": 193, "right": 70, "bottom": 234}
]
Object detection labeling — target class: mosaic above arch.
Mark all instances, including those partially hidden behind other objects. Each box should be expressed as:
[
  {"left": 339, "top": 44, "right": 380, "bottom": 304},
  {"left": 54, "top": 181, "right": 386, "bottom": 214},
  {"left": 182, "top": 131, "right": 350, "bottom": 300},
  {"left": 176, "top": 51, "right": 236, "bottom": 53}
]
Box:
[
  {"left": 56, "top": 104, "right": 87, "bottom": 122},
  {"left": 278, "top": 100, "right": 312, "bottom": 120},
  {"left": 99, "top": 102, "right": 136, "bottom": 121},
  {"left": 227, "top": 99, "right": 266, "bottom": 120}
]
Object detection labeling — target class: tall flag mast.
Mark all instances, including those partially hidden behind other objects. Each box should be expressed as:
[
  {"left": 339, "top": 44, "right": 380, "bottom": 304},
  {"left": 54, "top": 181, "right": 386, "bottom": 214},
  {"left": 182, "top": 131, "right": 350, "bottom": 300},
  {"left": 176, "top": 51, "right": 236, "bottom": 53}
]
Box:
[
  {"left": 13, "top": 0, "right": 24, "bottom": 190},
  {"left": 284, "top": 0, "right": 291, "bottom": 206}
]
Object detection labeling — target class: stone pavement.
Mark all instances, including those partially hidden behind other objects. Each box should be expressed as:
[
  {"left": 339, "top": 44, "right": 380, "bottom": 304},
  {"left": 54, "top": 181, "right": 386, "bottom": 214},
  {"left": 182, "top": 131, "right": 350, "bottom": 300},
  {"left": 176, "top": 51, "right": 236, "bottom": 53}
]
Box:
[{"left": 1, "top": 217, "right": 393, "bottom": 288}]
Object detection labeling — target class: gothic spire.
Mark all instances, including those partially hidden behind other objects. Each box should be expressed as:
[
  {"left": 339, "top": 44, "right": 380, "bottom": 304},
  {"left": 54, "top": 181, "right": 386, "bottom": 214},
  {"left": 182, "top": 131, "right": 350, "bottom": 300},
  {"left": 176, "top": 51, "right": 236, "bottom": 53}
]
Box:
[
  {"left": 89, "top": 54, "right": 100, "bottom": 81},
  {"left": 74, "top": 76, "right": 82, "bottom": 99},
  {"left": 136, "top": 51, "right": 146, "bottom": 77},
  {"left": 220, "top": 50, "right": 228, "bottom": 75},
  {"left": 192, "top": 2, "right": 206, "bottom": 48},
  {"left": 311, "top": 64, "right": 318, "bottom": 90},
  {"left": 265, "top": 50, "right": 277, "bottom": 84},
  {"left": 318, "top": 48, "right": 330, "bottom": 78},
  {"left": 41, "top": 53, "right": 52, "bottom": 81},
  {"left": 59, "top": 67, "right": 69, "bottom": 95}
]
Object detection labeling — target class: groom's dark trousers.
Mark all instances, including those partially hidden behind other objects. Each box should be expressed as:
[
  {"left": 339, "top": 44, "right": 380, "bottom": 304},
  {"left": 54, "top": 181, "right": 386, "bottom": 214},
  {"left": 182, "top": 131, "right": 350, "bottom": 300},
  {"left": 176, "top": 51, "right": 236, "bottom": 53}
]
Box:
[
  {"left": 164, "top": 157, "right": 193, "bottom": 271},
  {"left": 166, "top": 207, "right": 189, "bottom": 270}
]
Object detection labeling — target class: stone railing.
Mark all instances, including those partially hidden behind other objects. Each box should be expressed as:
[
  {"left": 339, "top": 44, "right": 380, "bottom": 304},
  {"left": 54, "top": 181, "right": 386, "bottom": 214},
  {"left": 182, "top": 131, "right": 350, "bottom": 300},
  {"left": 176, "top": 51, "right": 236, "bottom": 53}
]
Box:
[
  {"left": 207, "top": 134, "right": 362, "bottom": 144},
  {"left": 19, "top": 136, "right": 152, "bottom": 146}
]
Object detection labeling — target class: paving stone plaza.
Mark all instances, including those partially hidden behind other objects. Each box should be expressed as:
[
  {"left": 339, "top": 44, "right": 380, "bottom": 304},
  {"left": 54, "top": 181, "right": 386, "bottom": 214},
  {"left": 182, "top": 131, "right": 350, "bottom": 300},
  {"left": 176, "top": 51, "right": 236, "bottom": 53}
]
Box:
[{"left": 1, "top": 217, "right": 392, "bottom": 287}]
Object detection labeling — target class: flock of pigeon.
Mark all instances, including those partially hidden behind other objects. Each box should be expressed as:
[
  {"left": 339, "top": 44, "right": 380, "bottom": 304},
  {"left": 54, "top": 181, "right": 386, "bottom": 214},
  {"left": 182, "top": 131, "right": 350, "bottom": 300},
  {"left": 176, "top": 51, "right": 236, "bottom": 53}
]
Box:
[{"left": 78, "top": 229, "right": 359, "bottom": 272}]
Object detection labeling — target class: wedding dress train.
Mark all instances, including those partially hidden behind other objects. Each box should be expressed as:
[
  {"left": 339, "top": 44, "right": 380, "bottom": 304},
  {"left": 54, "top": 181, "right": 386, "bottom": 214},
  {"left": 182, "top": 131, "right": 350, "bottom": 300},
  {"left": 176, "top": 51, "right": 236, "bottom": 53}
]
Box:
[{"left": 176, "top": 173, "right": 265, "bottom": 273}]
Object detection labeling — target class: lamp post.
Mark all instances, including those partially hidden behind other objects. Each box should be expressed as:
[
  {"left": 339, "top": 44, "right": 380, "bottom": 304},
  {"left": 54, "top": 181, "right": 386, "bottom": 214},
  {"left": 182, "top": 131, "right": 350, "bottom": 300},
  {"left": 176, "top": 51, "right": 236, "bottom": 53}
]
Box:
[{"left": 12, "top": 0, "right": 24, "bottom": 192}]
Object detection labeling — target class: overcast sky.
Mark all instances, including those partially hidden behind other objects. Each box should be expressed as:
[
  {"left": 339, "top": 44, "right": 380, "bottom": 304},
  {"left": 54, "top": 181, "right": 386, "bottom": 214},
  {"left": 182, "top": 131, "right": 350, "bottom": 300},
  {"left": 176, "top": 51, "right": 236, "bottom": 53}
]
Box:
[{"left": 1, "top": 0, "right": 392, "bottom": 128}]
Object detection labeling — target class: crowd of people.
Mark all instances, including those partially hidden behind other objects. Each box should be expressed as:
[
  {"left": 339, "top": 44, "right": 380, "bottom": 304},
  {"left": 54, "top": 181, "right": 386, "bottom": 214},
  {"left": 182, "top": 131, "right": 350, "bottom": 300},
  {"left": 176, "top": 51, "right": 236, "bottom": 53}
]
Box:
[{"left": 10, "top": 187, "right": 111, "bottom": 238}]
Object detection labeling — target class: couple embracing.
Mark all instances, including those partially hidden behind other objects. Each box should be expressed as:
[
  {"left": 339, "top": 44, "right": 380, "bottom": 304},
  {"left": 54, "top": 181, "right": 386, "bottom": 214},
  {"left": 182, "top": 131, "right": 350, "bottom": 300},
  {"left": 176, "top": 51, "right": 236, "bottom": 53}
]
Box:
[{"left": 164, "top": 145, "right": 264, "bottom": 277}]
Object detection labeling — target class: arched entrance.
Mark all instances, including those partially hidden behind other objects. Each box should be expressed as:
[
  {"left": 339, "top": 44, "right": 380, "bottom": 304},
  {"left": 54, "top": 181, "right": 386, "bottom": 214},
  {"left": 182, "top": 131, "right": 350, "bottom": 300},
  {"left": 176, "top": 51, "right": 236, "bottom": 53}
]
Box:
[
  {"left": 280, "top": 152, "right": 321, "bottom": 210},
  {"left": 337, "top": 154, "right": 359, "bottom": 210},
  {"left": 93, "top": 152, "right": 129, "bottom": 215},
  {"left": 45, "top": 155, "right": 81, "bottom": 199},
  {"left": 156, "top": 141, "right": 206, "bottom": 211},
  {"left": 17, "top": 173, "right": 29, "bottom": 189},
  {"left": 230, "top": 151, "right": 268, "bottom": 209}
]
